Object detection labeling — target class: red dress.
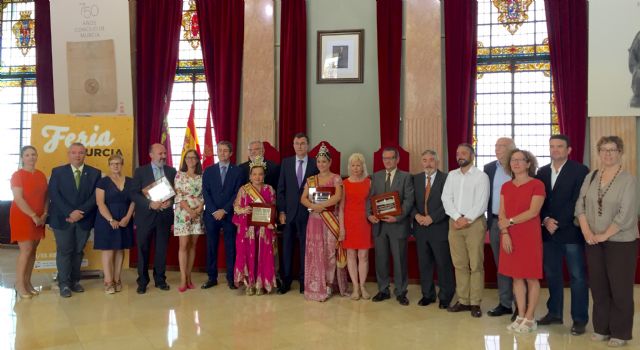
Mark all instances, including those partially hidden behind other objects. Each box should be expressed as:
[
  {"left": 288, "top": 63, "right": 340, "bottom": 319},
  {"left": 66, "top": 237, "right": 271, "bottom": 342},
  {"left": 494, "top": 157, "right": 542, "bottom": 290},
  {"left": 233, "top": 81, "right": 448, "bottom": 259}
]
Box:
[
  {"left": 498, "top": 179, "right": 545, "bottom": 279},
  {"left": 10, "top": 169, "right": 48, "bottom": 242},
  {"left": 342, "top": 177, "right": 373, "bottom": 249}
]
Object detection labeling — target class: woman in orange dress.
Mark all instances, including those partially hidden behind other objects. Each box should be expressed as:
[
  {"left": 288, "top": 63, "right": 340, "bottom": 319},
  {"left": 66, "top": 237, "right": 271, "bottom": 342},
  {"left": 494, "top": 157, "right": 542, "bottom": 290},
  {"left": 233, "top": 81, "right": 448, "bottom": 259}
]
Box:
[
  {"left": 340, "top": 153, "right": 373, "bottom": 300},
  {"left": 10, "top": 146, "right": 48, "bottom": 299}
]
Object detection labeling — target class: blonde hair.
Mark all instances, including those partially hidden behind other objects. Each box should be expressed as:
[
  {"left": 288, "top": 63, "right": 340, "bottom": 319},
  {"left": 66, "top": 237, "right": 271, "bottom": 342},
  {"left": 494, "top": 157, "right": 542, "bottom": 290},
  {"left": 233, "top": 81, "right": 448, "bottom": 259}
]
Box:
[{"left": 347, "top": 153, "right": 369, "bottom": 177}]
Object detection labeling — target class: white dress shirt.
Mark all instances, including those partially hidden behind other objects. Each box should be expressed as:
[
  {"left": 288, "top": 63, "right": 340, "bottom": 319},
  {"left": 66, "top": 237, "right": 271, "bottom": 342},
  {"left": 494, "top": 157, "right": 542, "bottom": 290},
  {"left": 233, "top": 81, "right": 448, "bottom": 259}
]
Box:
[
  {"left": 441, "top": 166, "right": 490, "bottom": 222},
  {"left": 550, "top": 160, "right": 567, "bottom": 190}
]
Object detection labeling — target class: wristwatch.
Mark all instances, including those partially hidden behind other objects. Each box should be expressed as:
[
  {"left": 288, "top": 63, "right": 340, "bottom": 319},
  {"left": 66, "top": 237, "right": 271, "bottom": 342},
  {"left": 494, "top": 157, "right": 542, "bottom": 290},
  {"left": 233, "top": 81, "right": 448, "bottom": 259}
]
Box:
[{"left": 509, "top": 218, "right": 515, "bottom": 226}]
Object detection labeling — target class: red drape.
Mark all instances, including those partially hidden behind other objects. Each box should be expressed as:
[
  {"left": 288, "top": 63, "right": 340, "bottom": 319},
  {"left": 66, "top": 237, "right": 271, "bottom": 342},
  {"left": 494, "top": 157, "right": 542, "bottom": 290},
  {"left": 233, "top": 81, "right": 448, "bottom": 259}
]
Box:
[
  {"left": 545, "top": 0, "right": 588, "bottom": 163},
  {"left": 196, "top": 0, "right": 244, "bottom": 163},
  {"left": 444, "top": 0, "right": 477, "bottom": 170},
  {"left": 135, "top": 0, "right": 182, "bottom": 165},
  {"left": 376, "top": 0, "right": 402, "bottom": 146},
  {"left": 35, "top": 0, "right": 54, "bottom": 113},
  {"left": 279, "top": 0, "right": 307, "bottom": 158}
]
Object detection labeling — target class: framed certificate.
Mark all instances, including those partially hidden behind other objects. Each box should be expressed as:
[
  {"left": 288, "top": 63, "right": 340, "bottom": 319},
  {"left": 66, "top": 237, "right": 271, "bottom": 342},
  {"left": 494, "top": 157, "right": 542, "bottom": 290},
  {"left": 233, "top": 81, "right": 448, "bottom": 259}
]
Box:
[
  {"left": 371, "top": 192, "right": 401, "bottom": 218},
  {"left": 308, "top": 186, "right": 336, "bottom": 212},
  {"left": 142, "top": 177, "right": 175, "bottom": 202},
  {"left": 249, "top": 203, "right": 276, "bottom": 226}
]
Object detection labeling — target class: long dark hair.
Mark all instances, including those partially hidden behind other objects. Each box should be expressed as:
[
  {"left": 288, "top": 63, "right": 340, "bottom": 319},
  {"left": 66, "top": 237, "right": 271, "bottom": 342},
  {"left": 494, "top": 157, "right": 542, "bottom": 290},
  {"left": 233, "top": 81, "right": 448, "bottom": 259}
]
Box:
[{"left": 180, "top": 149, "right": 203, "bottom": 175}]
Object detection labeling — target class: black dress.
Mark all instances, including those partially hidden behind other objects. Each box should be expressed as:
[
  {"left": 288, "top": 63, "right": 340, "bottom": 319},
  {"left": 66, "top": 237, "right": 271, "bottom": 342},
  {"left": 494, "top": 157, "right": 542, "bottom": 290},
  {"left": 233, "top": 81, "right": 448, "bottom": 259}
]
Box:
[{"left": 93, "top": 176, "right": 134, "bottom": 250}]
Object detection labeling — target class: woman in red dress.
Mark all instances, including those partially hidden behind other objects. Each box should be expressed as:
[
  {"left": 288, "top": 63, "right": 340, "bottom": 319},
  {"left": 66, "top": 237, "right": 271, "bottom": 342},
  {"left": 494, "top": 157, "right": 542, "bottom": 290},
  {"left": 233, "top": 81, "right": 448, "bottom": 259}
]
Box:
[
  {"left": 340, "top": 153, "right": 373, "bottom": 300},
  {"left": 498, "top": 149, "right": 545, "bottom": 333},
  {"left": 10, "top": 146, "right": 48, "bottom": 299}
]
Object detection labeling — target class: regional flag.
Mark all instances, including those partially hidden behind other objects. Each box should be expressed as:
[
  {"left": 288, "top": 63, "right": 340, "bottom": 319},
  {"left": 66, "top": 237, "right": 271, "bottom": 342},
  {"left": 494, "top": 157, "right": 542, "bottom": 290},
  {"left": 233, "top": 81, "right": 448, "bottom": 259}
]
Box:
[{"left": 202, "top": 102, "right": 215, "bottom": 169}]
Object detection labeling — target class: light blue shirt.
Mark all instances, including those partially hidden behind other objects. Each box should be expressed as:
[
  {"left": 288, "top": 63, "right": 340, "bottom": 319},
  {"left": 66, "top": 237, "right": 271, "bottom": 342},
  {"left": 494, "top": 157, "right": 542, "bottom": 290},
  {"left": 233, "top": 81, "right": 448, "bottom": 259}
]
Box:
[
  {"left": 295, "top": 155, "right": 308, "bottom": 177},
  {"left": 151, "top": 163, "right": 164, "bottom": 180},
  {"left": 219, "top": 161, "right": 230, "bottom": 176},
  {"left": 492, "top": 161, "right": 511, "bottom": 215}
]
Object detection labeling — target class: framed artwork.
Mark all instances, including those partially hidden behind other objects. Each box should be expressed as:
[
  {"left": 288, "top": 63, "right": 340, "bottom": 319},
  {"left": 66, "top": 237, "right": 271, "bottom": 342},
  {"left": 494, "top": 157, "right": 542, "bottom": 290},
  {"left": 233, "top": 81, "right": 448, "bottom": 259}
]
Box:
[{"left": 316, "top": 29, "right": 364, "bottom": 83}]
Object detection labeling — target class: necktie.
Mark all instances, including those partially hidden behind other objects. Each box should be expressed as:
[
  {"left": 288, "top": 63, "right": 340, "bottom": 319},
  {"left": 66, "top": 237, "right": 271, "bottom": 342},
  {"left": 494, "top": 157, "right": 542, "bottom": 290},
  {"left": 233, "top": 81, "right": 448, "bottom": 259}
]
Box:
[
  {"left": 296, "top": 160, "right": 304, "bottom": 187},
  {"left": 384, "top": 172, "right": 391, "bottom": 192},
  {"left": 424, "top": 175, "right": 432, "bottom": 214},
  {"left": 74, "top": 169, "right": 81, "bottom": 189},
  {"left": 221, "top": 166, "right": 228, "bottom": 186},
  {"left": 153, "top": 167, "right": 162, "bottom": 180}
]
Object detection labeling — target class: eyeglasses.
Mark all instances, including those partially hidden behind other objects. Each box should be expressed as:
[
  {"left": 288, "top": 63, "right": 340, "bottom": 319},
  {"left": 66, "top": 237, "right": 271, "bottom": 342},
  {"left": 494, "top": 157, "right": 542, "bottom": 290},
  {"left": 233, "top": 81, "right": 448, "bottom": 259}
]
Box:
[
  {"left": 109, "top": 162, "right": 122, "bottom": 166},
  {"left": 599, "top": 148, "right": 619, "bottom": 154},
  {"left": 510, "top": 158, "right": 528, "bottom": 163},
  {"left": 185, "top": 156, "right": 199, "bottom": 160},
  {"left": 382, "top": 157, "right": 396, "bottom": 161}
]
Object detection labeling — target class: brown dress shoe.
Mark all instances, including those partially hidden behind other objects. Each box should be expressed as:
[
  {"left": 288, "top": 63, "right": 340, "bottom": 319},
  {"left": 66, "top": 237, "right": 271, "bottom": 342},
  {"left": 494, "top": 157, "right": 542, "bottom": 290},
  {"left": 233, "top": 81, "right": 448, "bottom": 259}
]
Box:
[
  {"left": 447, "top": 302, "right": 472, "bottom": 312},
  {"left": 470, "top": 305, "right": 482, "bottom": 318}
]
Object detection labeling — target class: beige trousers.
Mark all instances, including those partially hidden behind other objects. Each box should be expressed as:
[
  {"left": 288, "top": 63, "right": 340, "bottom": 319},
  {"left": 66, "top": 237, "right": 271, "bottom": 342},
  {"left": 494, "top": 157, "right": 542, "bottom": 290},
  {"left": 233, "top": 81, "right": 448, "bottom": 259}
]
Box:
[{"left": 448, "top": 217, "right": 486, "bottom": 305}]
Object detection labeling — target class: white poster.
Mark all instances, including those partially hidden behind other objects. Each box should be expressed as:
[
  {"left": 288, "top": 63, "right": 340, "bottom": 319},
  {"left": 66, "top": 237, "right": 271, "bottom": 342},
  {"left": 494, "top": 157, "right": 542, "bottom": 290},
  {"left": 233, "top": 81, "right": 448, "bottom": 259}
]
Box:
[
  {"left": 588, "top": 0, "right": 640, "bottom": 117},
  {"left": 50, "top": 0, "right": 133, "bottom": 115}
]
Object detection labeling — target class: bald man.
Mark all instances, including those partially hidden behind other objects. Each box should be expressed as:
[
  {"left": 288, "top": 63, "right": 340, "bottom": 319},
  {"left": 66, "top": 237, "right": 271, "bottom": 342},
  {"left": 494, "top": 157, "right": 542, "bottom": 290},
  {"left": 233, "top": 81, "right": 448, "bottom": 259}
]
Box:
[
  {"left": 130, "top": 143, "right": 177, "bottom": 294},
  {"left": 484, "top": 137, "right": 517, "bottom": 318}
]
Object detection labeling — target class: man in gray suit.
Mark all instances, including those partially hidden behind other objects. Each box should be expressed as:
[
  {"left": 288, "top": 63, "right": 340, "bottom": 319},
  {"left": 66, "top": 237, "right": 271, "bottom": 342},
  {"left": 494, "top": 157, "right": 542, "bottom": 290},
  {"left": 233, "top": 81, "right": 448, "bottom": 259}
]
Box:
[
  {"left": 411, "top": 150, "right": 454, "bottom": 309},
  {"left": 366, "top": 147, "right": 415, "bottom": 306}
]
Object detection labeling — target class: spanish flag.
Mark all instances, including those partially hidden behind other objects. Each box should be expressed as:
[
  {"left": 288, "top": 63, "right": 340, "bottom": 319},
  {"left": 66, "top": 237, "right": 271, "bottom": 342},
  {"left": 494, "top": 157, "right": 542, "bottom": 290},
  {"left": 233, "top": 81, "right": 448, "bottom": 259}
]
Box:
[
  {"left": 202, "top": 102, "right": 214, "bottom": 169},
  {"left": 180, "top": 102, "right": 201, "bottom": 166}
]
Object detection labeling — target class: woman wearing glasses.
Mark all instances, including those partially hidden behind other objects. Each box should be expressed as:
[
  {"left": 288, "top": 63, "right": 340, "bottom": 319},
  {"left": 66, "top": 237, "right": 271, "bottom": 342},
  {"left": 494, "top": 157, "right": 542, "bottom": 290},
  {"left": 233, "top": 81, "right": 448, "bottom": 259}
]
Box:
[{"left": 576, "top": 136, "right": 638, "bottom": 347}]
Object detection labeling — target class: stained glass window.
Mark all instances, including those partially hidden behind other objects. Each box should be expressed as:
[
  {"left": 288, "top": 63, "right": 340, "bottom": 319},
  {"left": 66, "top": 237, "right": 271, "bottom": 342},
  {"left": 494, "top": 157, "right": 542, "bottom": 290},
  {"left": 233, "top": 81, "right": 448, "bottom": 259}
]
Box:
[
  {"left": 0, "top": 0, "right": 37, "bottom": 200},
  {"left": 474, "top": 0, "right": 558, "bottom": 170},
  {"left": 166, "top": 0, "right": 215, "bottom": 167}
]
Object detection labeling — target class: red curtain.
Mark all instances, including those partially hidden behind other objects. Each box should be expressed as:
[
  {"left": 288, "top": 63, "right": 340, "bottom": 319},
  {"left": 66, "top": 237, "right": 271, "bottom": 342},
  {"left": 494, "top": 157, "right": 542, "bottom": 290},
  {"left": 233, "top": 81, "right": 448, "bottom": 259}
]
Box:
[
  {"left": 444, "top": 0, "right": 477, "bottom": 170},
  {"left": 278, "top": 0, "right": 307, "bottom": 158},
  {"left": 545, "top": 0, "right": 588, "bottom": 163},
  {"left": 135, "top": 0, "right": 182, "bottom": 165},
  {"left": 35, "top": 0, "right": 54, "bottom": 113},
  {"left": 196, "top": 0, "right": 244, "bottom": 163},
  {"left": 376, "top": 0, "right": 402, "bottom": 147}
]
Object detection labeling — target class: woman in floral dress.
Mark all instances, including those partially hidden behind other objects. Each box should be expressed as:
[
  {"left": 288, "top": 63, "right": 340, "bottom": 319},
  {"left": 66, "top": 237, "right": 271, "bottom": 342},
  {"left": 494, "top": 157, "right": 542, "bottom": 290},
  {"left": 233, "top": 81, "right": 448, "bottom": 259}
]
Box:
[{"left": 173, "top": 149, "right": 205, "bottom": 292}]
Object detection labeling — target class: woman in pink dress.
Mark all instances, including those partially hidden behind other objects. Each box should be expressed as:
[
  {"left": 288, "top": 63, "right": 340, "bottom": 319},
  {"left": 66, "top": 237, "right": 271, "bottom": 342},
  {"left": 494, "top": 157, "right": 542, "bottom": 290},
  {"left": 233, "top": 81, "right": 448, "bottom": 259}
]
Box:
[
  {"left": 301, "top": 144, "right": 348, "bottom": 301},
  {"left": 232, "top": 156, "right": 277, "bottom": 295},
  {"left": 340, "top": 153, "right": 373, "bottom": 300},
  {"left": 498, "top": 149, "right": 545, "bottom": 333}
]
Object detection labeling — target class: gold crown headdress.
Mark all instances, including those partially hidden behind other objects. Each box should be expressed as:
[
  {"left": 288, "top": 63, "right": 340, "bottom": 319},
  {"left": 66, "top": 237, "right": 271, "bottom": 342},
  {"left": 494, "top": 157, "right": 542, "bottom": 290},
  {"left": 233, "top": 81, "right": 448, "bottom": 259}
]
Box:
[
  {"left": 316, "top": 143, "right": 331, "bottom": 160},
  {"left": 249, "top": 155, "right": 267, "bottom": 171}
]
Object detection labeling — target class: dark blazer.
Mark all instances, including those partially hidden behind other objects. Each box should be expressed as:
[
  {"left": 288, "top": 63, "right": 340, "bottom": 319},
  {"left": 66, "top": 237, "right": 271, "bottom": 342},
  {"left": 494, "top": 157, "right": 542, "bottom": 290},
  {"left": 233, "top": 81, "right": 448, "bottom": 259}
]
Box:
[
  {"left": 239, "top": 158, "right": 280, "bottom": 190},
  {"left": 366, "top": 169, "right": 415, "bottom": 238},
  {"left": 202, "top": 163, "right": 243, "bottom": 225},
  {"left": 536, "top": 160, "right": 589, "bottom": 244},
  {"left": 484, "top": 160, "right": 502, "bottom": 228},
  {"left": 411, "top": 170, "right": 449, "bottom": 241},
  {"left": 130, "top": 164, "right": 177, "bottom": 232},
  {"left": 276, "top": 156, "right": 318, "bottom": 224},
  {"left": 48, "top": 164, "right": 101, "bottom": 230}
]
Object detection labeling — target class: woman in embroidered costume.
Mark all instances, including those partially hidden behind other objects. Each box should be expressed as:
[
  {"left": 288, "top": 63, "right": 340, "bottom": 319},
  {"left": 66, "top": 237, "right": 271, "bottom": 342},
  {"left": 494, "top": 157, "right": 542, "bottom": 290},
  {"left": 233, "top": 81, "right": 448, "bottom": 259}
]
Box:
[
  {"left": 301, "top": 144, "right": 348, "bottom": 301},
  {"left": 232, "top": 156, "right": 277, "bottom": 295}
]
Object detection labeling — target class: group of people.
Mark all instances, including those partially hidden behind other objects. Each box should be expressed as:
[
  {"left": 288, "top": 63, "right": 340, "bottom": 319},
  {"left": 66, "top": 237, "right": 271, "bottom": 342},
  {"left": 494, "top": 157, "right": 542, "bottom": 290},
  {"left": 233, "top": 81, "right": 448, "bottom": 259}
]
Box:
[{"left": 9, "top": 133, "right": 638, "bottom": 347}]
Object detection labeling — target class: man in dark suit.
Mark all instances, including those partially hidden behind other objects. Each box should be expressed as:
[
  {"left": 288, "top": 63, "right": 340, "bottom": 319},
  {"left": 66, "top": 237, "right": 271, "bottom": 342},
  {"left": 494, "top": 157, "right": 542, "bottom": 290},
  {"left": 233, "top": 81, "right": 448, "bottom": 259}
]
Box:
[
  {"left": 48, "top": 142, "right": 101, "bottom": 298},
  {"left": 131, "top": 143, "right": 176, "bottom": 294},
  {"left": 366, "top": 147, "right": 415, "bottom": 306},
  {"left": 411, "top": 149, "right": 454, "bottom": 309},
  {"left": 535, "top": 134, "right": 590, "bottom": 335},
  {"left": 202, "top": 141, "right": 242, "bottom": 289},
  {"left": 276, "top": 132, "right": 318, "bottom": 294},
  {"left": 484, "top": 137, "right": 517, "bottom": 318},
  {"left": 239, "top": 140, "right": 280, "bottom": 189}
]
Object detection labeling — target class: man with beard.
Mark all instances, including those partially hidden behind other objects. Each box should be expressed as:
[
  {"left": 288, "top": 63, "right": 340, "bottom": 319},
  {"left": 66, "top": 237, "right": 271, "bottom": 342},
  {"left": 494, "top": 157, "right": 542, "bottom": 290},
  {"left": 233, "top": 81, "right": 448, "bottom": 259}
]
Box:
[
  {"left": 130, "top": 143, "right": 177, "bottom": 294},
  {"left": 239, "top": 140, "right": 280, "bottom": 190},
  {"left": 442, "top": 143, "right": 490, "bottom": 318},
  {"left": 411, "top": 150, "right": 454, "bottom": 309}
]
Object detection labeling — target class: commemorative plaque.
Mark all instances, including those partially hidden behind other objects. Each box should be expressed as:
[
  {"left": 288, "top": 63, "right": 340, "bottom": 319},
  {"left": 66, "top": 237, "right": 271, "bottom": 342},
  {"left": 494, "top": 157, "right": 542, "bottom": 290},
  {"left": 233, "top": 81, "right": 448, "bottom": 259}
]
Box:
[
  {"left": 142, "top": 177, "right": 175, "bottom": 202},
  {"left": 371, "top": 192, "right": 402, "bottom": 218},
  {"left": 249, "top": 203, "right": 276, "bottom": 226}
]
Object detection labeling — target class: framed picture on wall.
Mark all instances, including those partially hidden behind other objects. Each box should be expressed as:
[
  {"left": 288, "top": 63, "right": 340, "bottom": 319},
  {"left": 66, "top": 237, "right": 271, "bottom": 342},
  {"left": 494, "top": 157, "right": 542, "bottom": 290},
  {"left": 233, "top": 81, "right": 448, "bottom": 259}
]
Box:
[{"left": 317, "top": 29, "right": 364, "bottom": 83}]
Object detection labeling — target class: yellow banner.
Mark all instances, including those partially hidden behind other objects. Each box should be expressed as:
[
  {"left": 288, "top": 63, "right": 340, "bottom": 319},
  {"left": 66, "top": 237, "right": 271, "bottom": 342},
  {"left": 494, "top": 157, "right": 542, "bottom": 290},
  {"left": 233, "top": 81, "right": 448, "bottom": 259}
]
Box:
[{"left": 30, "top": 114, "right": 134, "bottom": 272}]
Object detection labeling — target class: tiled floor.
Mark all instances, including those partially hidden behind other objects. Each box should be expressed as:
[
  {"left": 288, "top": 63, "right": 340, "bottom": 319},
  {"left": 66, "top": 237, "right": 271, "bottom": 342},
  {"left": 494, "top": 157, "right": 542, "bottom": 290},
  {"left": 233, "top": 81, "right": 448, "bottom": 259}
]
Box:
[{"left": 1, "top": 246, "right": 638, "bottom": 349}]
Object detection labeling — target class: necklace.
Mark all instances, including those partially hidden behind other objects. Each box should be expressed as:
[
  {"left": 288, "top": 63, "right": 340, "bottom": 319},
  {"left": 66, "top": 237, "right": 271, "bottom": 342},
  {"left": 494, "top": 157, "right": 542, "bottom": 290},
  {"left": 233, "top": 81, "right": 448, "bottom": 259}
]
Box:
[{"left": 597, "top": 165, "right": 622, "bottom": 216}]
